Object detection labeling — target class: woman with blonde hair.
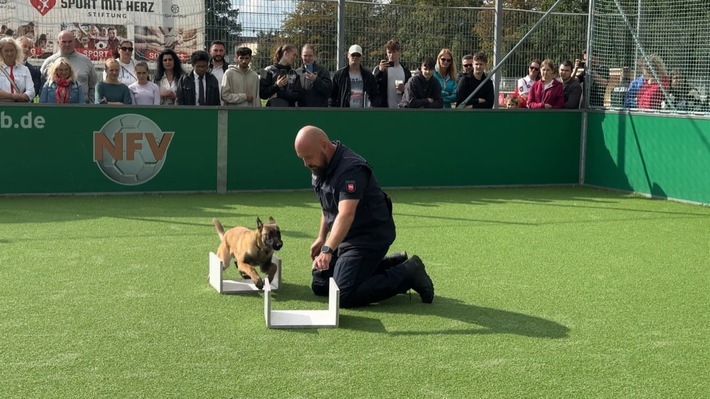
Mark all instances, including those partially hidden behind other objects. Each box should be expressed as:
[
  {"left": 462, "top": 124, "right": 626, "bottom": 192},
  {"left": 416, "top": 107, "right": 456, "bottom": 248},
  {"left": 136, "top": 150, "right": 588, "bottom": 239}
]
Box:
[
  {"left": 39, "top": 57, "right": 84, "bottom": 103},
  {"left": 0, "top": 37, "right": 34, "bottom": 102},
  {"left": 637, "top": 54, "right": 669, "bottom": 110},
  {"left": 434, "top": 48, "right": 457, "bottom": 108},
  {"left": 103, "top": 39, "right": 137, "bottom": 86},
  {"left": 95, "top": 58, "right": 132, "bottom": 104}
]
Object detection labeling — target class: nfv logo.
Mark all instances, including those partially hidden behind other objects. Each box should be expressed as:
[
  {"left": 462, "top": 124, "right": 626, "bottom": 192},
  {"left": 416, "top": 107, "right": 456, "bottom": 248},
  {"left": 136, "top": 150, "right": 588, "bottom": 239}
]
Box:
[{"left": 93, "top": 114, "right": 174, "bottom": 185}]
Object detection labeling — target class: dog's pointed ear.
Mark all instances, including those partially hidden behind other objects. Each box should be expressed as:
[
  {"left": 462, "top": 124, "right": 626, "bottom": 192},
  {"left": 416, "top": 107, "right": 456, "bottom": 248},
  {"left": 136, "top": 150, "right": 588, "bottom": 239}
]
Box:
[
  {"left": 268, "top": 216, "right": 276, "bottom": 225},
  {"left": 256, "top": 217, "right": 263, "bottom": 230}
]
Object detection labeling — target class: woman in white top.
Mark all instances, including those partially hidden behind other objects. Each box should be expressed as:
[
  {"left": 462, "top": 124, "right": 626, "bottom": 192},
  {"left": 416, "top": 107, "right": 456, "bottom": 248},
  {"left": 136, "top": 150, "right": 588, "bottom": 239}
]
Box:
[
  {"left": 153, "top": 48, "right": 185, "bottom": 105},
  {"left": 129, "top": 61, "right": 160, "bottom": 105},
  {"left": 0, "top": 37, "right": 34, "bottom": 102},
  {"left": 515, "top": 59, "right": 541, "bottom": 108},
  {"left": 103, "top": 40, "right": 137, "bottom": 86}
]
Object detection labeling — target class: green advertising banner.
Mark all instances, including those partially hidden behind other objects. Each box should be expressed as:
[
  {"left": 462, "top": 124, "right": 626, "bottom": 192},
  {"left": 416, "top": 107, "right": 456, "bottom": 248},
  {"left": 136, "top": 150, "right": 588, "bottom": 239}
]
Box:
[
  {"left": 585, "top": 112, "right": 710, "bottom": 204},
  {"left": 225, "top": 108, "right": 583, "bottom": 190},
  {"left": 0, "top": 105, "right": 218, "bottom": 194}
]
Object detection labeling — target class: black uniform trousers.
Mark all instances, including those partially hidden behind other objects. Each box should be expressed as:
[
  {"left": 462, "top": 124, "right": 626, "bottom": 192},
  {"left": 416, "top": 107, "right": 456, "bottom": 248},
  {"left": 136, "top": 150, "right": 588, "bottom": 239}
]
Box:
[{"left": 312, "top": 243, "right": 410, "bottom": 308}]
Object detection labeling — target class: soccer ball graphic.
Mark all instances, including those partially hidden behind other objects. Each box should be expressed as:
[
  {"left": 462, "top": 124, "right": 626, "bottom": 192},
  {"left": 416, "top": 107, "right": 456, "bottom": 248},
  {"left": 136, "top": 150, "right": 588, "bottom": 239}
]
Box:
[{"left": 94, "top": 114, "right": 173, "bottom": 185}]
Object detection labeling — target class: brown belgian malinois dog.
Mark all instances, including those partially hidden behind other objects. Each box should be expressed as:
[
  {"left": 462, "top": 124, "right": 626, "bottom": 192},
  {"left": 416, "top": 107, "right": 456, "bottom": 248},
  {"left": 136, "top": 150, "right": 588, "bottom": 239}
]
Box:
[{"left": 212, "top": 217, "right": 283, "bottom": 289}]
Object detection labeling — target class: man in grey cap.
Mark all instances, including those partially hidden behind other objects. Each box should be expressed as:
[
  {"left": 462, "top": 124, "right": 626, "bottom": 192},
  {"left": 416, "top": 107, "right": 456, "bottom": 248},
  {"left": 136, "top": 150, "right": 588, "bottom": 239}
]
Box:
[{"left": 329, "top": 44, "right": 380, "bottom": 107}]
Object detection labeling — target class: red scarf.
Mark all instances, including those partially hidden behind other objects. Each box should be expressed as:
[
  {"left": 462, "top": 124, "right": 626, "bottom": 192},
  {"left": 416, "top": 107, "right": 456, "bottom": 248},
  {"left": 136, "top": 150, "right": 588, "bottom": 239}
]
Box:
[{"left": 54, "top": 76, "right": 71, "bottom": 103}]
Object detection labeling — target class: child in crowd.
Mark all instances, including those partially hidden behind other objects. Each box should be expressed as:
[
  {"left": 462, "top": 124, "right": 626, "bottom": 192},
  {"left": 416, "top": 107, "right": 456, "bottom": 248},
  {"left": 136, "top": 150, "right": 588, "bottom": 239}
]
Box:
[{"left": 129, "top": 61, "right": 160, "bottom": 105}]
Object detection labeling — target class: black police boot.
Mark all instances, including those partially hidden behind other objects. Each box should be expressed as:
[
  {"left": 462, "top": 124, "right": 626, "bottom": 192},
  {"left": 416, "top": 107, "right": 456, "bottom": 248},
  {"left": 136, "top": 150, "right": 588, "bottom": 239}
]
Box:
[
  {"left": 377, "top": 251, "right": 408, "bottom": 270},
  {"left": 403, "top": 255, "right": 434, "bottom": 304}
]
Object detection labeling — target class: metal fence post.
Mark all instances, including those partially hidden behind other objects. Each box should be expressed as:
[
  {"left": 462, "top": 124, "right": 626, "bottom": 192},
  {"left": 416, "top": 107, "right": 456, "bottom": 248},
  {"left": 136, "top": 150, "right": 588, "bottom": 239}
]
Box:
[
  {"left": 337, "top": 0, "right": 346, "bottom": 69},
  {"left": 493, "top": 0, "right": 503, "bottom": 109}
]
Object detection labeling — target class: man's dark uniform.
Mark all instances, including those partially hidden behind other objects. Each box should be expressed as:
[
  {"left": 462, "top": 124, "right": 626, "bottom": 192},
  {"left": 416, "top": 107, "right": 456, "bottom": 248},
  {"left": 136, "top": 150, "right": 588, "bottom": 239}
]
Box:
[{"left": 311, "top": 141, "right": 413, "bottom": 308}]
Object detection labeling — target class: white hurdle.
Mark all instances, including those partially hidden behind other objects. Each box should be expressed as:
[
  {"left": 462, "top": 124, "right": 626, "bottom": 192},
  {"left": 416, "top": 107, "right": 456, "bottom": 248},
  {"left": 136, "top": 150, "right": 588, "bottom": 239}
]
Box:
[
  {"left": 208, "top": 252, "right": 281, "bottom": 293},
  {"left": 264, "top": 277, "right": 340, "bottom": 329}
]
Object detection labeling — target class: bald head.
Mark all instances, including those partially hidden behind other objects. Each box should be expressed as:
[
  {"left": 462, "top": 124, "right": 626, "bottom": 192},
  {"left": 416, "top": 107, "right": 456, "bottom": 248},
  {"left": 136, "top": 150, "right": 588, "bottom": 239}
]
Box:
[
  {"left": 295, "top": 125, "right": 329, "bottom": 153},
  {"left": 57, "top": 30, "right": 76, "bottom": 56},
  {"left": 295, "top": 125, "right": 335, "bottom": 177}
]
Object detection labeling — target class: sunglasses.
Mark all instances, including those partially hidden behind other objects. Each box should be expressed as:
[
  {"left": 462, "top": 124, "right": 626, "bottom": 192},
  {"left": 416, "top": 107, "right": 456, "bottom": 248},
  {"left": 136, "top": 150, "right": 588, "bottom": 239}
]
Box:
[
  {"left": 120, "top": 47, "right": 134, "bottom": 52},
  {"left": 529, "top": 66, "right": 540, "bottom": 71},
  {"left": 440, "top": 58, "right": 452, "bottom": 62},
  {"left": 463, "top": 64, "right": 473, "bottom": 68},
  {"left": 350, "top": 53, "right": 361, "bottom": 57}
]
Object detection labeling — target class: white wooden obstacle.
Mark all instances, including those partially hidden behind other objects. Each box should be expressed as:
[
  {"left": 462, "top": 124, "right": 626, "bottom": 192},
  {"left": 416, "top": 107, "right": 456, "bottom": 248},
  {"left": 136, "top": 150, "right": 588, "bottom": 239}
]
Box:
[
  {"left": 264, "top": 277, "right": 340, "bottom": 329},
  {"left": 209, "top": 252, "right": 281, "bottom": 293}
]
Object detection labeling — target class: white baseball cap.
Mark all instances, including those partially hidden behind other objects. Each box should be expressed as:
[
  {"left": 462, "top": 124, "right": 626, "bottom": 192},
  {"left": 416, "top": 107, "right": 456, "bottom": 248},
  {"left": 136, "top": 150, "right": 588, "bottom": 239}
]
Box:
[{"left": 348, "top": 44, "right": 363, "bottom": 56}]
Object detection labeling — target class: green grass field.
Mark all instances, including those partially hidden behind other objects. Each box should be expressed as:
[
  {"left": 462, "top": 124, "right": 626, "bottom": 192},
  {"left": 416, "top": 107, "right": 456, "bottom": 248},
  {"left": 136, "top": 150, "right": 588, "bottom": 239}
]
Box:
[{"left": 1, "top": 187, "right": 708, "bottom": 398}]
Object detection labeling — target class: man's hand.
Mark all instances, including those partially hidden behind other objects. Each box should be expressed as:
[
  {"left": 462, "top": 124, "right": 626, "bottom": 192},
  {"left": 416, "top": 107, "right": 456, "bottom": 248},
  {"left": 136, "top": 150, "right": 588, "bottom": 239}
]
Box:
[
  {"left": 309, "top": 237, "right": 325, "bottom": 260},
  {"left": 378, "top": 59, "right": 390, "bottom": 72},
  {"left": 312, "top": 252, "right": 332, "bottom": 271},
  {"left": 246, "top": 94, "right": 253, "bottom": 102}
]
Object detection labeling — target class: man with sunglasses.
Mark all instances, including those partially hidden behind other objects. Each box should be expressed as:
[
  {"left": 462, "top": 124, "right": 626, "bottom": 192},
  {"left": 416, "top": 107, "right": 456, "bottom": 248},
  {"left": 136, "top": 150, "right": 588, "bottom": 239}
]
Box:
[
  {"left": 457, "top": 54, "right": 474, "bottom": 82},
  {"left": 40, "top": 30, "right": 97, "bottom": 103}
]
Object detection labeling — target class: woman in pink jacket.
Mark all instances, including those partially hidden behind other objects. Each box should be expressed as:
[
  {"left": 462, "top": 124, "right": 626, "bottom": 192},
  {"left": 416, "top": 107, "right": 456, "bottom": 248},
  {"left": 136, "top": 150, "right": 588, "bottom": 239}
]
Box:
[{"left": 527, "top": 59, "right": 565, "bottom": 109}]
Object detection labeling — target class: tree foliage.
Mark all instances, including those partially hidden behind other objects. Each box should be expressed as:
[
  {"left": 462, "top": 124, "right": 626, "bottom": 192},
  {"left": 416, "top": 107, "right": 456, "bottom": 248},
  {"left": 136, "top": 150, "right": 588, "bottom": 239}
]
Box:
[
  {"left": 205, "top": 0, "right": 243, "bottom": 53},
  {"left": 249, "top": 0, "right": 708, "bottom": 82}
]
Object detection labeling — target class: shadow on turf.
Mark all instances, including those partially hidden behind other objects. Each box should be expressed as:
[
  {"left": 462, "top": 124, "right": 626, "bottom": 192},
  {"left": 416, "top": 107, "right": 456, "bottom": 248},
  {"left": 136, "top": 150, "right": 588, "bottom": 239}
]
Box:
[
  {"left": 233, "top": 282, "right": 568, "bottom": 338},
  {"left": 342, "top": 295, "right": 569, "bottom": 338}
]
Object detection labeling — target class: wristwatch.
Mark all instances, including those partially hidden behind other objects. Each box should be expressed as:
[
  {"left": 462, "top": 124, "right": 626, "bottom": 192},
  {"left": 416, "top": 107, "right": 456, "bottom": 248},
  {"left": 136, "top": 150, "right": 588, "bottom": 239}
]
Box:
[{"left": 321, "top": 245, "right": 334, "bottom": 255}]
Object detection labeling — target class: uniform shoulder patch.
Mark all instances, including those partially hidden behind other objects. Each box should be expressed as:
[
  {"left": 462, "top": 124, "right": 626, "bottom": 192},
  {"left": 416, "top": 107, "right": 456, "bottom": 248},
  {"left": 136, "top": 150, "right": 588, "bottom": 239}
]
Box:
[{"left": 346, "top": 180, "right": 356, "bottom": 193}]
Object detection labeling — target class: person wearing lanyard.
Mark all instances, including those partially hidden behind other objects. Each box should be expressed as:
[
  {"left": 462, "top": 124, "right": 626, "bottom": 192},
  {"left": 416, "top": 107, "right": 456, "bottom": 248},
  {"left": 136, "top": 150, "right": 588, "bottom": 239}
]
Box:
[{"left": 0, "top": 37, "right": 35, "bottom": 102}]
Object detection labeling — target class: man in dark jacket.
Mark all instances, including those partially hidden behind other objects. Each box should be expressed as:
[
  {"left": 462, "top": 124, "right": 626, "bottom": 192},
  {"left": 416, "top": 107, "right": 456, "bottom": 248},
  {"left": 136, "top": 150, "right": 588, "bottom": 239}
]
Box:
[
  {"left": 298, "top": 44, "right": 332, "bottom": 107},
  {"left": 176, "top": 50, "right": 220, "bottom": 106},
  {"left": 329, "top": 44, "right": 380, "bottom": 108},
  {"left": 455, "top": 52, "right": 494, "bottom": 109},
  {"left": 294, "top": 125, "right": 434, "bottom": 308},
  {"left": 399, "top": 58, "right": 443, "bottom": 108},
  {"left": 372, "top": 39, "right": 412, "bottom": 108}
]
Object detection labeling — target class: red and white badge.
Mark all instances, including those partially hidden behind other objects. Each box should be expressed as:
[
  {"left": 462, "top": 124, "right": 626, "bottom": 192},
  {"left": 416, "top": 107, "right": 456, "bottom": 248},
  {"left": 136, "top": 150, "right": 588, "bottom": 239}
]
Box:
[{"left": 346, "top": 181, "right": 356, "bottom": 193}]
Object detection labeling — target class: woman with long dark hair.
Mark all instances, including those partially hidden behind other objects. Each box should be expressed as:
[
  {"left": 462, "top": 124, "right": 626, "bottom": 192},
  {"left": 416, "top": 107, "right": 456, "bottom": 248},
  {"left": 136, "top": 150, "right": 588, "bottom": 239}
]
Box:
[{"left": 154, "top": 48, "right": 184, "bottom": 105}]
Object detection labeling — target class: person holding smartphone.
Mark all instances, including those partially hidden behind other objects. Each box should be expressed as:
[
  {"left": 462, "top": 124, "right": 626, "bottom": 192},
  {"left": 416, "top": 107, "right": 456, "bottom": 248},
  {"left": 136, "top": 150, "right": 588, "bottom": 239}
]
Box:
[
  {"left": 259, "top": 44, "right": 302, "bottom": 107},
  {"left": 372, "top": 39, "right": 411, "bottom": 108},
  {"left": 297, "top": 44, "right": 332, "bottom": 107}
]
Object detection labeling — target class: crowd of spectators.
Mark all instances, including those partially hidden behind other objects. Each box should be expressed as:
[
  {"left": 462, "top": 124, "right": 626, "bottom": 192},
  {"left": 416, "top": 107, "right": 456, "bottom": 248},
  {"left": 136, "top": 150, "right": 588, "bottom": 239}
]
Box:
[{"left": 1, "top": 31, "right": 707, "bottom": 112}]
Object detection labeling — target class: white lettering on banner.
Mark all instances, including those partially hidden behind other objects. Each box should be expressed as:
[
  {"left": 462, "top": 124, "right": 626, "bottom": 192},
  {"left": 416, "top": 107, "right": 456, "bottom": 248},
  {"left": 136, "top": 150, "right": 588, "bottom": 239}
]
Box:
[{"left": 0, "top": 112, "right": 46, "bottom": 130}]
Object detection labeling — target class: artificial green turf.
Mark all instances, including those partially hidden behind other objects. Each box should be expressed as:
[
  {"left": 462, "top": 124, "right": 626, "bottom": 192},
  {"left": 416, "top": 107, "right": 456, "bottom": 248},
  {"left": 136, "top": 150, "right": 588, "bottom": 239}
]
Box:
[{"left": 1, "top": 187, "right": 708, "bottom": 398}]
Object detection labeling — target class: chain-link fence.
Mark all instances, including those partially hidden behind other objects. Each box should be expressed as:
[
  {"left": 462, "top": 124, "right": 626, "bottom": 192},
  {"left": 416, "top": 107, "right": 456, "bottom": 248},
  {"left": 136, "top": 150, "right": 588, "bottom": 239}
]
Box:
[
  {"left": 590, "top": 0, "right": 710, "bottom": 112},
  {"left": 232, "top": 0, "right": 587, "bottom": 95}
]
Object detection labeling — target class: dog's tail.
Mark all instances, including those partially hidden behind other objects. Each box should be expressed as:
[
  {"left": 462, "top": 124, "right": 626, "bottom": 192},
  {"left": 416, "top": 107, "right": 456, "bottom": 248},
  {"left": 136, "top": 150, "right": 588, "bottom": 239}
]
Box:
[{"left": 213, "top": 218, "right": 226, "bottom": 240}]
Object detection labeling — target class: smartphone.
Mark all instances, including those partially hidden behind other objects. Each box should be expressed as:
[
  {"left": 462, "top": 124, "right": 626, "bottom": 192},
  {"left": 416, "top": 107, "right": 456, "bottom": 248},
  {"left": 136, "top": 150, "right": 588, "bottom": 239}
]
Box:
[
  {"left": 388, "top": 61, "right": 395, "bottom": 67},
  {"left": 305, "top": 64, "right": 313, "bottom": 73},
  {"left": 278, "top": 69, "right": 287, "bottom": 77}
]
